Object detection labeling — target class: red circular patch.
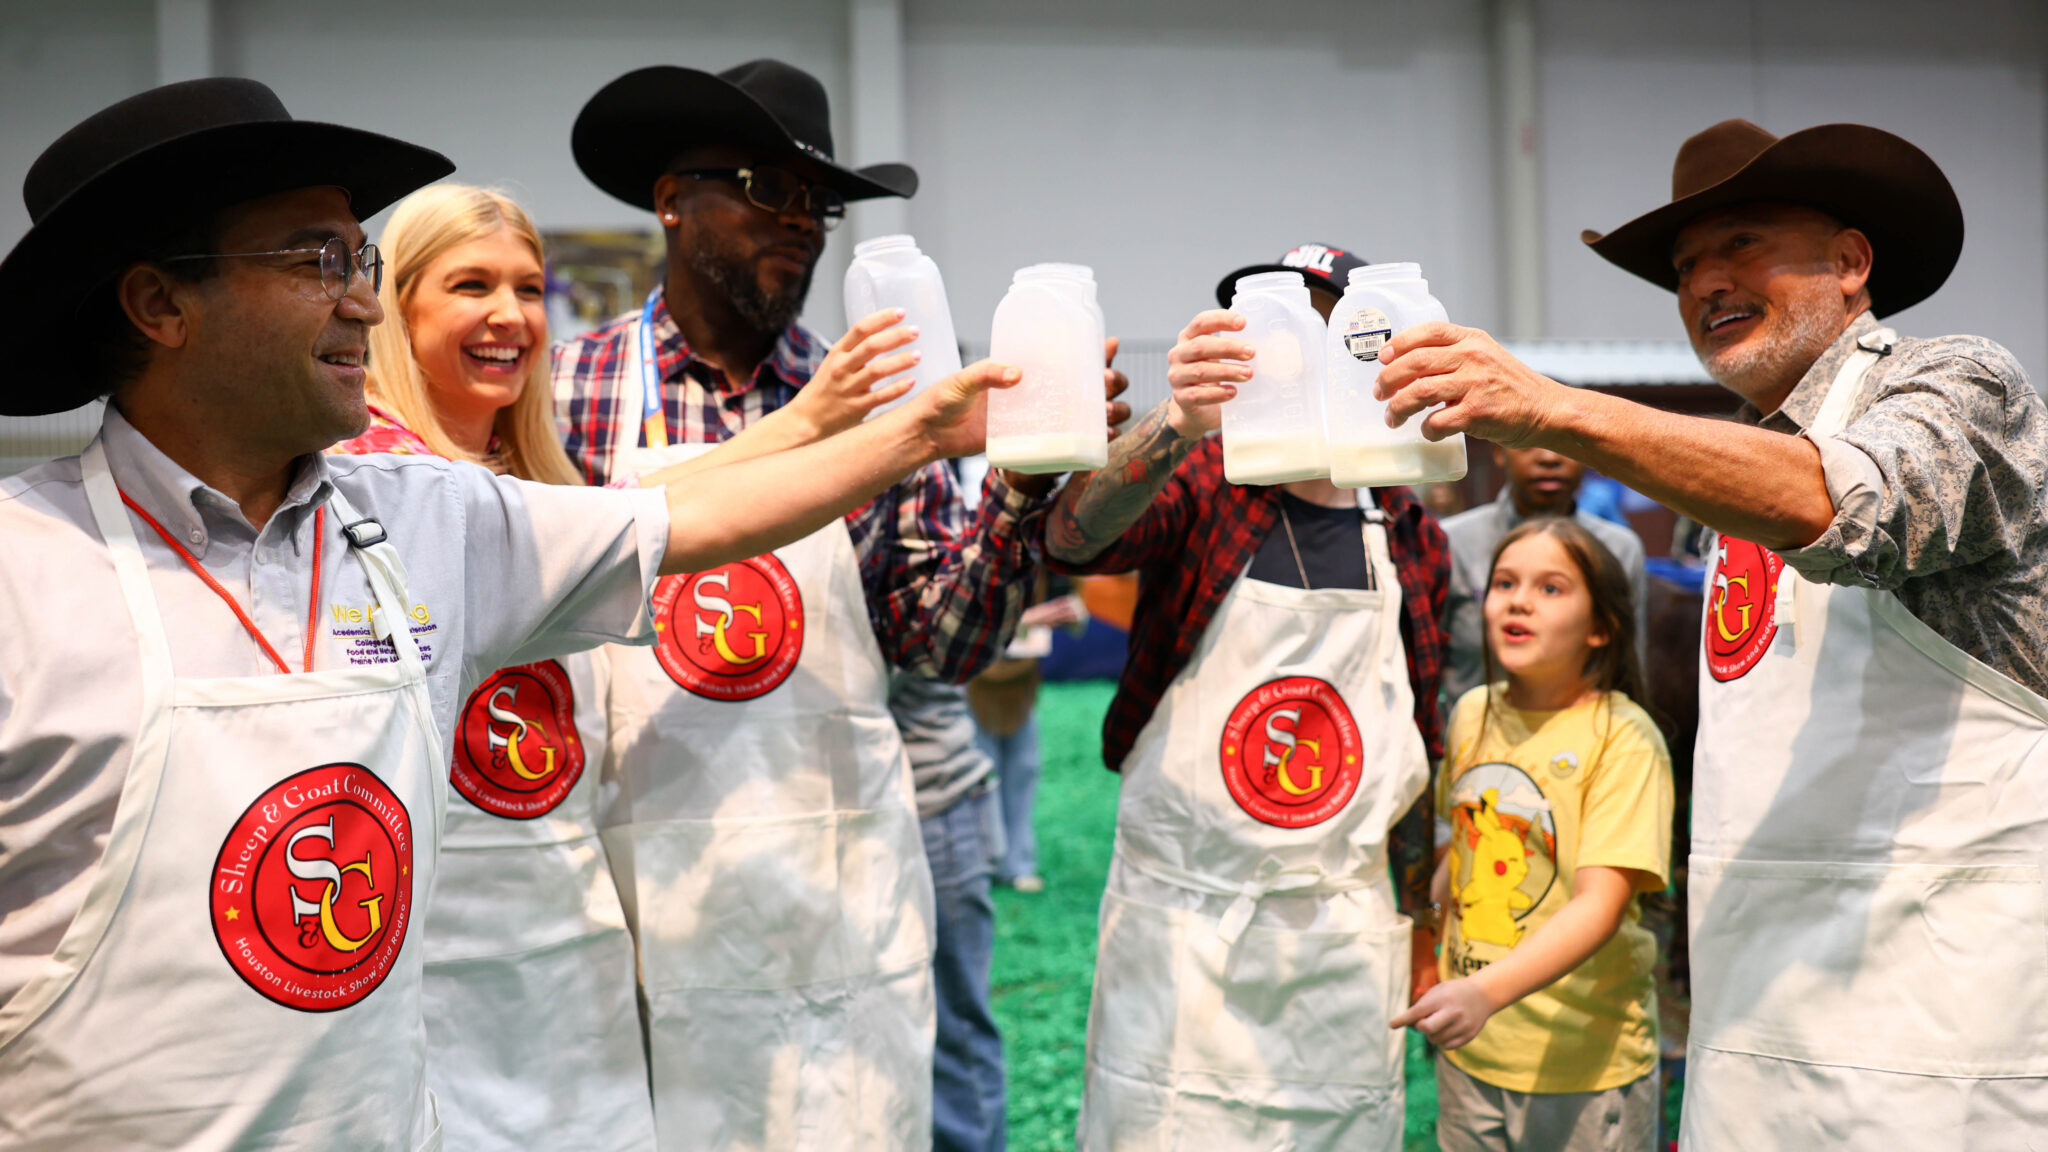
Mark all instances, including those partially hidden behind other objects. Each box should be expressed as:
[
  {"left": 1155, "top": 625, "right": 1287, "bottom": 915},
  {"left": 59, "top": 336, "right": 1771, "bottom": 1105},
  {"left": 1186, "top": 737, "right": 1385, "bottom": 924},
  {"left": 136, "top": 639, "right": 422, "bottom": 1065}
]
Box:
[
  {"left": 1219, "top": 676, "right": 1365, "bottom": 828},
  {"left": 652, "top": 556, "right": 804, "bottom": 701},
  {"left": 1706, "top": 537, "right": 1784, "bottom": 682},
  {"left": 452, "top": 661, "right": 584, "bottom": 819},
  {"left": 210, "top": 763, "right": 414, "bottom": 1012}
]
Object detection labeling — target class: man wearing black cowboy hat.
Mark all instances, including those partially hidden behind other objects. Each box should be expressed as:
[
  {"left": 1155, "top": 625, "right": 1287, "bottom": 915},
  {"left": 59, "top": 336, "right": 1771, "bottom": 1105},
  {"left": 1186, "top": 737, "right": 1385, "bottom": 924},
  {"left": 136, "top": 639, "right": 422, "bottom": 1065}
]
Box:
[
  {"left": 1356, "top": 120, "right": 2048, "bottom": 1147},
  {"left": 554, "top": 60, "right": 1110, "bottom": 1152},
  {"left": 0, "top": 77, "right": 1017, "bottom": 1151}
]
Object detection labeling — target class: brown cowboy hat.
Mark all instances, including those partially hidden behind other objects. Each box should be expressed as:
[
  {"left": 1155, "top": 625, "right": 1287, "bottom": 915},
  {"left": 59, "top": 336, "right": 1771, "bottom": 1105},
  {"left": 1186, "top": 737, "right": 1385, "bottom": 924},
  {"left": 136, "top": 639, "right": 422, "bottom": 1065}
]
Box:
[{"left": 1581, "top": 119, "right": 1962, "bottom": 317}]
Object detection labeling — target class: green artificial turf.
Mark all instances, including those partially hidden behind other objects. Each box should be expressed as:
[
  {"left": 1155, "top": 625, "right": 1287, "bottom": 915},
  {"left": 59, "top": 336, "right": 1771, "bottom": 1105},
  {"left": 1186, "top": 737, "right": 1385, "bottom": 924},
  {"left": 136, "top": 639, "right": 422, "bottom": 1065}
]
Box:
[{"left": 991, "top": 680, "right": 1681, "bottom": 1151}]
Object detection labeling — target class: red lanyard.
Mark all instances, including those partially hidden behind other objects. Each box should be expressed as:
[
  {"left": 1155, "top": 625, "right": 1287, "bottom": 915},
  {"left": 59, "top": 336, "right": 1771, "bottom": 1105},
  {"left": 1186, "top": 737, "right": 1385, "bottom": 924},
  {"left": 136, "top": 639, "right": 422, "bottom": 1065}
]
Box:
[{"left": 119, "top": 490, "right": 325, "bottom": 675}]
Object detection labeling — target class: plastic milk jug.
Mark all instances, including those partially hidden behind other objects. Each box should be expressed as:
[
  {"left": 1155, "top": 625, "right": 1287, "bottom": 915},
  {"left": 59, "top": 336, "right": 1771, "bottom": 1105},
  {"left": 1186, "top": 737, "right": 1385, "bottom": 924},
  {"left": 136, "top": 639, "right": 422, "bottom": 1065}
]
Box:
[
  {"left": 987, "top": 264, "right": 1109, "bottom": 474},
  {"left": 1324, "top": 263, "right": 1468, "bottom": 487},
  {"left": 1220, "top": 271, "right": 1330, "bottom": 485},
  {"left": 842, "top": 234, "right": 964, "bottom": 417}
]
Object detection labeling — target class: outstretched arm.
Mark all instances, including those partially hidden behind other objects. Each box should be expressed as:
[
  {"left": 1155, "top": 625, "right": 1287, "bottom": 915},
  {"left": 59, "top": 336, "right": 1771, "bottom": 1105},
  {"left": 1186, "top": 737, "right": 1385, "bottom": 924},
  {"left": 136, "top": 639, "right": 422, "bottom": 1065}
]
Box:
[
  {"left": 635, "top": 308, "right": 922, "bottom": 488},
  {"left": 657, "top": 360, "right": 1017, "bottom": 574},
  {"left": 1375, "top": 323, "right": 1834, "bottom": 549},
  {"left": 1389, "top": 864, "right": 1646, "bottom": 1047},
  {"left": 1045, "top": 310, "right": 1251, "bottom": 564}
]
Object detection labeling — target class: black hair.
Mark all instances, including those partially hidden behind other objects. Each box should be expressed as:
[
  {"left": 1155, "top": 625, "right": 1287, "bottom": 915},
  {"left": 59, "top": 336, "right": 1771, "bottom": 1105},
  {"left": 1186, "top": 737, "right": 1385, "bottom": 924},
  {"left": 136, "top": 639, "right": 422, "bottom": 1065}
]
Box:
[{"left": 80, "top": 216, "right": 221, "bottom": 400}]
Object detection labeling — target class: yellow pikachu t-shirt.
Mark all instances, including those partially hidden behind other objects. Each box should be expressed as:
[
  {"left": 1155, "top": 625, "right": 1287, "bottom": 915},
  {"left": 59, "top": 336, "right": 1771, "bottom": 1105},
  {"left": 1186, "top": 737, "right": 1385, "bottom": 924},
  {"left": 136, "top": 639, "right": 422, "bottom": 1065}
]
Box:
[{"left": 1436, "top": 686, "right": 1673, "bottom": 1094}]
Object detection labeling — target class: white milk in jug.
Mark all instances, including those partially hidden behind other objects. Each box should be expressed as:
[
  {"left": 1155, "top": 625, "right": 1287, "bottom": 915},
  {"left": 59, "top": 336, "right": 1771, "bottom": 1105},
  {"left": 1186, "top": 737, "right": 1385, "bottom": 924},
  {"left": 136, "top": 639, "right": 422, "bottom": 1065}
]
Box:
[
  {"left": 1323, "top": 263, "right": 1467, "bottom": 487},
  {"left": 1221, "top": 271, "right": 1330, "bottom": 485},
  {"left": 986, "top": 265, "right": 1109, "bottom": 474},
  {"left": 842, "top": 234, "right": 963, "bottom": 417}
]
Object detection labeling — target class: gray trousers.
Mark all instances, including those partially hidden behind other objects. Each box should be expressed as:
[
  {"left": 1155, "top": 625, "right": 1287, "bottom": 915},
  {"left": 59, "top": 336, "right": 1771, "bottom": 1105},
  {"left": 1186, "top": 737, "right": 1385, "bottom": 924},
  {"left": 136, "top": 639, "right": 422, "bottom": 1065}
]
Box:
[{"left": 1435, "top": 1052, "right": 1660, "bottom": 1152}]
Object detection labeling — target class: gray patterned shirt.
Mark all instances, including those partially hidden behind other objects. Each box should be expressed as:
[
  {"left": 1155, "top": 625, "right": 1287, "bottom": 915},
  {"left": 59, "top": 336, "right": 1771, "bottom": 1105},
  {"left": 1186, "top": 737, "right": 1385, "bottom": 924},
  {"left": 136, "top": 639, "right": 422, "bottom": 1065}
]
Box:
[{"left": 1751, "top": 311, "right": 2048, "bottom": 697}]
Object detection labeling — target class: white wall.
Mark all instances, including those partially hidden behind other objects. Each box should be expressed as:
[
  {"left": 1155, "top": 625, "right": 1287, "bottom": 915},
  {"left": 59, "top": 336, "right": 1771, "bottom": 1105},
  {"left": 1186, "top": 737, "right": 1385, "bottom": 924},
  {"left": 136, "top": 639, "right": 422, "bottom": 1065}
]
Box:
[
  {"left": 1, "top": 0, "right": 2043, "bottom": 380},
  {"left": 0, "top": 2, "right": 157, "bottom": 242},
  {"left": 1539, "top": 0, "right": 2048, "bottom": 381},
  {"left": 902, "top": 0, "right": 1501, "bottom": 345}
]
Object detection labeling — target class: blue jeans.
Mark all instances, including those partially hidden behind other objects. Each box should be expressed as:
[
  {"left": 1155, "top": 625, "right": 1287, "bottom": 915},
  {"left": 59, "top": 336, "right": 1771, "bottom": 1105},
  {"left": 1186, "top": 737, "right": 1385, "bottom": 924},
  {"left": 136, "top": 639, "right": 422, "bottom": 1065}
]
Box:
[
  {"left": 920, "top": 785, "right": 1005, "bottom": 1152},
  {"left": 977, "top": 716, "right": 1042, "bottom": 882}
]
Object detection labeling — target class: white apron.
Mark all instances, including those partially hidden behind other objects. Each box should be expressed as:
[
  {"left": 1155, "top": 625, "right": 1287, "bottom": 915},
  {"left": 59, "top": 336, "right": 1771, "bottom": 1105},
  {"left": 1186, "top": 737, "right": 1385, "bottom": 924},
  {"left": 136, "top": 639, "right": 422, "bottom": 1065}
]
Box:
[
  {"left": 1079, "top": 494, "right": 1429, "bottom": 1152},
  {"left": 423, "top": 647, "right": 656, "bottom": 1151},
  {"left": 600, "top": 316, "right": 936, "bottom": 1152},
  {"left": 0, "top": 439, "right": 445, "bottom": 1151},
  {"left": 1685, "top": 327, "right": 2048, "bottom": 1148}
]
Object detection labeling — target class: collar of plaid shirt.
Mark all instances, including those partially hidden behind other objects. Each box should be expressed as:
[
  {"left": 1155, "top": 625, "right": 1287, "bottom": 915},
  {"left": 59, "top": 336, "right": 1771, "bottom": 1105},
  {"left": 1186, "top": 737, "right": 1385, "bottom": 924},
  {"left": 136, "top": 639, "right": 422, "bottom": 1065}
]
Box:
[
  {"left": 636, "top": 285, "right": 825, "bottom": 415},
  {"left": 558, "top": 286, "right": 830, "bottom": 486}
]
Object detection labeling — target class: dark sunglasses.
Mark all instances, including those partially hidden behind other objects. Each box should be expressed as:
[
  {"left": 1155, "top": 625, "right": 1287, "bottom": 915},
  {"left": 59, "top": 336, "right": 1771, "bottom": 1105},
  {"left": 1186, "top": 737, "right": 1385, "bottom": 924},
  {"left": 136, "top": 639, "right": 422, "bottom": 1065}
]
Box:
[{"left": 672, "top": 166, "right": 847, "bottom": 229}]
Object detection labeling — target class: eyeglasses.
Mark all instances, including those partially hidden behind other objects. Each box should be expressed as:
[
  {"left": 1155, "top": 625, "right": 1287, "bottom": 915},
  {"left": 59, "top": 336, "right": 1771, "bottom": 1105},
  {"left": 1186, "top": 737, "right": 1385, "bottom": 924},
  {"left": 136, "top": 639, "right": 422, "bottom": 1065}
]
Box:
[
  {"left": 161, "top": 237, "right": 384, "bottom": 300},
  {"left": 672, "top": 166, "right": 847, "bottom": 229}
]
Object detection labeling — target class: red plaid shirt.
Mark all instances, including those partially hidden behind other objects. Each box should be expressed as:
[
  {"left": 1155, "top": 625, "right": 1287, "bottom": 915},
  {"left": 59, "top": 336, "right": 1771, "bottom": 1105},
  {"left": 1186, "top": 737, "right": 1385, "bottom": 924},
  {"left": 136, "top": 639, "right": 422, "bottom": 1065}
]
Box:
[
  {"left": 552, "top": 292, "right": 1046, "bottom": 681},
  {"left": 1048, "top": 436, "right": 1450, "bottom": 770}
]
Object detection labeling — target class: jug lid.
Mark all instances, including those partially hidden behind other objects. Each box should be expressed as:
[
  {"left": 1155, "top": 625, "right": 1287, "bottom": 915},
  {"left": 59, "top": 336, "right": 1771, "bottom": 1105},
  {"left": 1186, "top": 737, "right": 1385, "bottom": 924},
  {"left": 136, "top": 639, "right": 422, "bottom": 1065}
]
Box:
[{"left": 853, "top": 234, "right": 919, "bottom": 258}]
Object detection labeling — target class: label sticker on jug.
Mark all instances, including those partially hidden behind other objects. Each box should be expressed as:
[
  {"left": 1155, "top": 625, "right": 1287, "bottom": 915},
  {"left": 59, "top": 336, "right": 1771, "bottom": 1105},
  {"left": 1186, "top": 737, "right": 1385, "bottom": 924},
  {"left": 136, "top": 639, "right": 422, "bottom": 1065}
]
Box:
[{"left": 1344, "top": 307, "right": 1394, "bottom": 363}]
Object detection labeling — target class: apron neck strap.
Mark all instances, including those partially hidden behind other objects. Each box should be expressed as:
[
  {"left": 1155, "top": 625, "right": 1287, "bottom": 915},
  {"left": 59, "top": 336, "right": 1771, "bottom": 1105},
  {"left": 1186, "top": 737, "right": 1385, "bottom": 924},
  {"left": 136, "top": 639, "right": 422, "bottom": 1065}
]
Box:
[
  {"left": 82, "top": 437, "right": 176, "bottom": 684},
  {"left": 1810, "top": 327, "right": 1897, "bottom": 439},
  {"left": 325, "top": 487, "right": 428, "bottom": 677},
  {"left": 1356, "top": 488, "right": 1397, "bottom": 594}
]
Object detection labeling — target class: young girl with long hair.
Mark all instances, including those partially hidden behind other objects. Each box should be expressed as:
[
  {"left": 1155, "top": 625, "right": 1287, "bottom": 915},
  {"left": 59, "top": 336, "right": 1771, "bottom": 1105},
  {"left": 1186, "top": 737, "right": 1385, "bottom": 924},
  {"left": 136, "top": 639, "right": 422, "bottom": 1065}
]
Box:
[
  {"left": 1392, "top": 517, "right": 1673, "bottom": 1151},
  {"left": 332, "top": 182, "right": 919, "bottom": 1152}
]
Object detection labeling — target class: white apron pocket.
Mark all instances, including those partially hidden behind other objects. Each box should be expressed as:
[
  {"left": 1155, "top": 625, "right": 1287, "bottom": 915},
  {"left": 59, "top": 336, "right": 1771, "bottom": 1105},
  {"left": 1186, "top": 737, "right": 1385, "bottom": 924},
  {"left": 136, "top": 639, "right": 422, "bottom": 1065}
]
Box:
[
  {"left": 616, "top": 807, "right": 931, "bottom": 995},
  {"left": 1081, "top": 889, "right": 1407, "bottom": 1151},
  {"left": 646, "top": 962, "right": 934, "bottom": 1152},
  {"left": 420, "top": 929, "right": 653, "bottom": 1151},
  {"left": 1689, "top": 855, "right": 2048, "bottom": 1076}
]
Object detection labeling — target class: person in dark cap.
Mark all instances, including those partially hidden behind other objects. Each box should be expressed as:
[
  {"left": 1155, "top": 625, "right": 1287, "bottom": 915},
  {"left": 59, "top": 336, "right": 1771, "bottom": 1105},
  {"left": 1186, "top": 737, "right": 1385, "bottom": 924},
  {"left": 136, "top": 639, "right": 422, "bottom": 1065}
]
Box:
[
  {"left": 1036, "top": 245, "right": 1450, "bottom": 1150},
  {"left": 555, "top": 60, "right": 1120, "bottom": 1152},
  {"left": 1336, "top": 120, "right": 2048, "bottom": 1148},
  {"left": 0, "top": 78, "right": 1015, "bottom": 1151}
]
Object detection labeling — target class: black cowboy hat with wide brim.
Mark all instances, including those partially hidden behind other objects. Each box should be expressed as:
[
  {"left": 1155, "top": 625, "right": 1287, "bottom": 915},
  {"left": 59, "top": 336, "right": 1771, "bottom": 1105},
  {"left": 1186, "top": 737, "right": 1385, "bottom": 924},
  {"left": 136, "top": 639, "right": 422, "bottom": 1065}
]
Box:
[
  {"left": 0, "top": 77, "right": 454, "bottom": 416},
  {"left": 1582, "top": 119, "right": 1962, "bottom": 317},
  {"left": 573, "top": 60, "right": 917, "bottom": 212}
]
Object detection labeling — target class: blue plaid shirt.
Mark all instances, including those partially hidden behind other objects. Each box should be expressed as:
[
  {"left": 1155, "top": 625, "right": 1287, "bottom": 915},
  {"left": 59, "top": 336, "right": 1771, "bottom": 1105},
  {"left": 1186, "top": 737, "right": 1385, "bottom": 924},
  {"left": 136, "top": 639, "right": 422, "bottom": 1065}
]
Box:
[{"left": 552, "top": 290, "right": 1046, "bottom": 681}]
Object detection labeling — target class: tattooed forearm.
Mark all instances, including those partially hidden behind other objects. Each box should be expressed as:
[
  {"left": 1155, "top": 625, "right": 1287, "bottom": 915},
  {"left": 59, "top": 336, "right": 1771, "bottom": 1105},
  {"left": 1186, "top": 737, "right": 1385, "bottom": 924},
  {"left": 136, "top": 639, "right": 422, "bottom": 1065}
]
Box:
[
  {"left": 1045, "top": 400, "right": 1198, "bottom": 563},
  {"left": 1389, "top": 791, "right": 1435, "bottom": 917}
]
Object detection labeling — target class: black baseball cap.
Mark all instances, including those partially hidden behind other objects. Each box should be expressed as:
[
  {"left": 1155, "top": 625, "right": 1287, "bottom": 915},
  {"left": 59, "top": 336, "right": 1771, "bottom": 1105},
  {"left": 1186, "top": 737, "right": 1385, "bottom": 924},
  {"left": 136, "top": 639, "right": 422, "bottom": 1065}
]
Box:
[{"left": 1214, "top": 243, "right": 1369, "bottom": 308}]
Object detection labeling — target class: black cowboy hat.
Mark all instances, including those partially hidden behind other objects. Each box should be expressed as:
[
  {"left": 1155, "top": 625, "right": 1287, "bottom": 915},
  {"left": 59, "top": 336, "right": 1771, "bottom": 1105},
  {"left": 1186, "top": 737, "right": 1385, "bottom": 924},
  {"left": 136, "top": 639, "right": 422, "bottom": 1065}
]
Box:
[
  {"left": 0, "top": 77, "right": 453, "bottom": 416},
  {"left": 1581, "top": 119, "right": 1963, "bottom": 317},
  {"left": 572, "top": 59, "right": 917, "bottom": 212}
]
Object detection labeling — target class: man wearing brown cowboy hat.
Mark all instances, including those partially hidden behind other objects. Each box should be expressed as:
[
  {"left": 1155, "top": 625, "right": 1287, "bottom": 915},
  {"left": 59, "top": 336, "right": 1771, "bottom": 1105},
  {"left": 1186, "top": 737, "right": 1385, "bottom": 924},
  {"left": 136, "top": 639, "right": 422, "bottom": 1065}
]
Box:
[
  {"left": 554, "top": 60, "right": 1118, "bottom": 1152},
  {"left": 1360, "top": 120, "right": 2048, "bottom": 1147},
  {"left": 0, "top": 77, "right": 1017, "bottom": 1151}
]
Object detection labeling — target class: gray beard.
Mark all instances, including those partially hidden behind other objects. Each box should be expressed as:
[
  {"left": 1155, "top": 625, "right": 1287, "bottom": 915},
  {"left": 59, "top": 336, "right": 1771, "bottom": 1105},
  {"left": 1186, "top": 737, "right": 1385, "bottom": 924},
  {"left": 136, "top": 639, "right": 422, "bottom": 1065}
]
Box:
[
  {"left": 1699, "top": 280, "right": 1845, "bottom": 403},
  {"left": 685, "top": 234, "right": 813, "bottom": 340}
]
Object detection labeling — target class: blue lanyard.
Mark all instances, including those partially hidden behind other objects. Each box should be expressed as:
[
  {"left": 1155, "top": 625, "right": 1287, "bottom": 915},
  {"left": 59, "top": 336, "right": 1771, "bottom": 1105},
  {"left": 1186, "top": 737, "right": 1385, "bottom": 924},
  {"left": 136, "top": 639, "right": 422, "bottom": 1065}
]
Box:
[{"left": 637, "top": 285, "right": 667, "bottom": 449}]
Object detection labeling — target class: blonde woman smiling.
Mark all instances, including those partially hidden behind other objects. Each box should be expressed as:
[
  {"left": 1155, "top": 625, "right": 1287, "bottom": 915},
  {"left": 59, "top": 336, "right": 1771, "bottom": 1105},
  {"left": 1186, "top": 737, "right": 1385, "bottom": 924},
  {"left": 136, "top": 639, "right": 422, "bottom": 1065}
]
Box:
[{"left": 333, "top": 182, "right": 922, "bottom": 1151}]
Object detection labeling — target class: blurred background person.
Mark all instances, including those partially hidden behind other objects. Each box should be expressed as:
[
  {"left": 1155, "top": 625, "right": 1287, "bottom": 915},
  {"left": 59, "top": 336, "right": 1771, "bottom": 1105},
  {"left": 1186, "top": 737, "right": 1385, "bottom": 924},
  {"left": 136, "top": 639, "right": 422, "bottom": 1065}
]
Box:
[{"left": 1440, "top": 445, "right": 1647, "bottom": 706}]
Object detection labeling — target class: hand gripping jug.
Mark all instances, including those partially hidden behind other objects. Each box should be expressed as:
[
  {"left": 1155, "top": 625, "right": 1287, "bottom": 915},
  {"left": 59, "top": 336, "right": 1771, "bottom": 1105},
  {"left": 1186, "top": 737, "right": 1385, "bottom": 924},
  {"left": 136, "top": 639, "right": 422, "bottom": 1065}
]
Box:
[
  {"left": 987, "top": 264, "right": 1109, "bottom": 474},
  {"left": 842, "top": 234, "right": 964, "bottom": 417},
  {"left": 1220, "top": 271, "right": 1331, "bottom": 485},
  {"left": 1324, "top": 263, "right": 1468, "bottom": 487}
]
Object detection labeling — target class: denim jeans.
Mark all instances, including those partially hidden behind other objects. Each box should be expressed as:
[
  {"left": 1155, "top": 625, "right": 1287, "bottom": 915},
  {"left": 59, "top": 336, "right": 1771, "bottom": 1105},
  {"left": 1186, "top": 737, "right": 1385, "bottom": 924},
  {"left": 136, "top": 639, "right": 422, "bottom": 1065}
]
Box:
[
  {"left": 920, "top": 785, "right": 1005, "bottom": 1152},
  {"left": 977, "top": 716, "right": 1042, "bottom": 883}
]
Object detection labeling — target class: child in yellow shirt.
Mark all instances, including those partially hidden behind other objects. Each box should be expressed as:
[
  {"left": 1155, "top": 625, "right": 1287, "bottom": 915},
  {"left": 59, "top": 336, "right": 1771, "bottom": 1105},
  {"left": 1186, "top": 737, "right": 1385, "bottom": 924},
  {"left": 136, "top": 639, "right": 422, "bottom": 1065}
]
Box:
[{"left": 1393, "top": 518, "right": 1673, "bottom": 1151}]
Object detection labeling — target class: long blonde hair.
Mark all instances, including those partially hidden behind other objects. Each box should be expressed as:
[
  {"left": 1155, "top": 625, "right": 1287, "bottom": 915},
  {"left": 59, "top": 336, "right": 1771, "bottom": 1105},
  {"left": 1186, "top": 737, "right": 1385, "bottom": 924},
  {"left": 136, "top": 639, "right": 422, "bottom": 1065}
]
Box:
[{"left": 365, "top": 184, "right": 583, "bottom": 486}]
